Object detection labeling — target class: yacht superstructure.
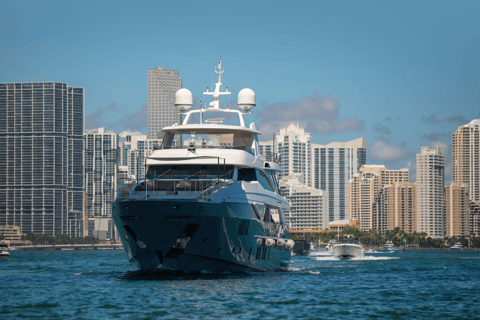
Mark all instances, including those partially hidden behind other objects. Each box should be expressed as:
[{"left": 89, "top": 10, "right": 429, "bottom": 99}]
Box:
[{"left": 112, "top": 62, "right": 294, "bottom": 272}]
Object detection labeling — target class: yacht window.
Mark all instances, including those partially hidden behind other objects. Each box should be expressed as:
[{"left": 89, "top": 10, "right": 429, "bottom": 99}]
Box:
[
  {"left": 253, "top": 203, "right": 266, "bottom": 220},
  {"left": 257, "top": 170, "right": 275, "bottom": 193},
  {"left": 161, "top": 131, "right": 254, "bottom": 155},
  {"left": 237, "top": 168, "right": 256, "bottom": 181},
  {"left": 186, "top": 111, "right": 241, "bottom": 126},
  {"left": 147, "top": 165, "right": 234, "bottom": 179}
]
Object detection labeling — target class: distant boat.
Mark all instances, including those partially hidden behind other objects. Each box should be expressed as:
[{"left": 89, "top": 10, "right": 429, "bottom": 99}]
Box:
[
  {"left": 332, "top": 239, "right": 364, "bottom": 259},
  {"left": 450, "top": 242, "right": 463, "bottom": 251},
  {"left": 0, "top": 242, "right": 10, "bottom": 260},
  {"left": 384, "top": 241, "right": 395, "bottom": 251},
  {"left": 292, "top": 240, "right": 310, "bottom": 256}
]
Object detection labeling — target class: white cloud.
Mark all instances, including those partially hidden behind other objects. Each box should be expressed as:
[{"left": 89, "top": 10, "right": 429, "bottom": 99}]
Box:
[
  {"left": 256, "top": 91, "right": 364, "bottom": 138},
  {"left": 369, "top": 140, "right": 414, "bottom": 162}
]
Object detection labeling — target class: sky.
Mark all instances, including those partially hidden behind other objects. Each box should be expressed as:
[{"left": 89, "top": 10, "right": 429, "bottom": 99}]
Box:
[{"left": 1, "top": 0, "right": 479, "bottom": 183}]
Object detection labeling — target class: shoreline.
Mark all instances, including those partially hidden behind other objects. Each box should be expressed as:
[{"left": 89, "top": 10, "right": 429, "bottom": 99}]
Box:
[{"left": 10, "top": 243, "right": 123, "bottom": 251}]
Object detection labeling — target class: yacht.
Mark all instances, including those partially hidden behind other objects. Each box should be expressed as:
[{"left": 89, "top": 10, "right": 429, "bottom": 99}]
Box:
[
  {"left": 450, "top": 242, "right": 463, "bottom": 251},
  {"left": 112, "top": 62, "right": 294, "bottom": 272},
  {"left": 0, "top": 242, "right": 10, "bottom": 260},
  {"left": 332, "top": 239, "right": 364, "bottom": 259},
  {"left": 384, "top": 241, "right": 395, "bottom": 251}
]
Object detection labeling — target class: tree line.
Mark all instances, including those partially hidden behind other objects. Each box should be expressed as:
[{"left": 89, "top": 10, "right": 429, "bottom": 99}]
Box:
[
  {"left": 21, "top": 233, "right": 100, "bottom": 246},
  {"left": 292, "top": 227, "right": 477, "bottom": 249}
]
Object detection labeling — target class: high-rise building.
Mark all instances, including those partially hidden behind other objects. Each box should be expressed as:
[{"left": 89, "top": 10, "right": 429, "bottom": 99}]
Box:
[
  {"left": 416, "top": 146, "right": 445, "bottom": 239},
  {"left": 379, "top": 182, "right": 417, "bottom": 234},
  {"left": 452, "top": 119, "right": 480, "bottom": 203},
  {"left": 348, "top": 165, "right": 408, "bottom": 231},
  {"left": 0, "top": 82, "right": 84, "bottom": 237},
  {"left": 311, "top": 138, "right": 367, "bottom": 222},
  {"left": 445, "top": 182, "right": 469, "bottom": 238},
  {"left": 469, "top": 200, "right": 480, "bottom": 237},
  {"left": 258, "top": 125, "right": 367, "bottom": 222},
  {"left": 260, "top": 123, "right": 311, "bottom": 182},
  {"left": 147, "top": 67, "right": 182, "bottom": 139},
  {"left": 125, "top": 134, "right": 162, "bottom": 180},
  {"left": 279, "top": 175, "right": 329, "bottom": 231},
  {"left": 84, "top": 128, "right": 119, "bottom": 216}
]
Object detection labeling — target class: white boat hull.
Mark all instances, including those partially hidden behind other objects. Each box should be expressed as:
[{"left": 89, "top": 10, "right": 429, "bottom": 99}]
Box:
[{"left": 332, "top": 244, "right": 364, "bottom": 259}]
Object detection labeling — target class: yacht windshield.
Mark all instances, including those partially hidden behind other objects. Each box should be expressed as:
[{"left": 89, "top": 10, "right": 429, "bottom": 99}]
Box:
[
  {"left": 162, "top": 131, "right": 255, "bottom": 155},
  {"left": 186, "top": 111, "right": 241, "bottom": 126},
  {"left": 146, "top": 165, "right": 234, "bottom": 180}
]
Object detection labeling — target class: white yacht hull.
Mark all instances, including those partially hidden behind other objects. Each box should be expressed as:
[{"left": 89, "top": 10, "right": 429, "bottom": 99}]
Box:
[{"left": 332, "top": 244, "right": 364, "bottom": 259}]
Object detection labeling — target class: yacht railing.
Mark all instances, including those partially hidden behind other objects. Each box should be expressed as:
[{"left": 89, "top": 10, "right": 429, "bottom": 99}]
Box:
[{"left": 122, "top": 169, "right": 237, "bottom": 201}]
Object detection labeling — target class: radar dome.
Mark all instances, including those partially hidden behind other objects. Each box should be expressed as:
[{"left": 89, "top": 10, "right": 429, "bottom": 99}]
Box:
[
  {"left": 237, "top": 88, "right": 256, "bottom": 111},
  {"left": 175, "top": 88, "right": 193, "bottom": 111}
]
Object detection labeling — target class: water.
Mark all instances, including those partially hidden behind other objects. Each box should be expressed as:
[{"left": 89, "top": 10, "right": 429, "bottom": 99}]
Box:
[{"left": 1, "top": 249, "right": 479, "bottom": 319}]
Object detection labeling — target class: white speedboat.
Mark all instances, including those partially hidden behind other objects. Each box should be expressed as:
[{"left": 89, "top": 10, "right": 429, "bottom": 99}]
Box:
[
  {"left": 0, "top": 242, "right": 10, "bottom": 260},
  {"left": 450, "top": 242, "right": 463, "bottom": 251},
  {"left": 384, "top": 241, "right": 395, "bottom": 251},
  {"left": 332, "top": 240, "right": 364, "bottom": 259},
  {"left": 112, "top": 62, "right": 294, "bottom": 272}
]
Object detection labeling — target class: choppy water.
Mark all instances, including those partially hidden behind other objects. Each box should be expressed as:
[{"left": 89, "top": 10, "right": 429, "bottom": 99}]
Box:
[{"left": 1, "top": 249, "right": 480, "bottom": 319}]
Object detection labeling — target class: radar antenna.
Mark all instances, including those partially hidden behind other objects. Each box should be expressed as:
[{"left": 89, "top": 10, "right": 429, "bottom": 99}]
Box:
[{"left": 204, "top": 60, "right": 230, "bottom": 109}]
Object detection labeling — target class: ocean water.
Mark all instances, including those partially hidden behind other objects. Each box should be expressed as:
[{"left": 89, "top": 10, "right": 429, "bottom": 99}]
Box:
[{"left": 1, "top": 249, "right": 479, "bottom": 319}]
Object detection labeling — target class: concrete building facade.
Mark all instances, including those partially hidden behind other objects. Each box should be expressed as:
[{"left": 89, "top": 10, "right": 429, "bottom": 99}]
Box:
[
  {"left": 445, "top": 183, "right": 470, "bottom": 238},
  {"left": 84, "top": 128, "right": 119, "bottom": 216},
  {"left": 0, "top": 82, "right": 84, "bottom": 237},
  {"left": 416, "top": 146, "right": 445, "bottom": 239},
  {"left": 126, "top": 134, "right": 162, "bottom": 180},
  {"left": 147, "top": 67, "right": 182, "bottom": 139},
  {"left": 379, "top": 182, "right": 417, "bottom": 234},
  {"left": 452, "top": 119, "right": 480, "bottom": 203},
  {"left": 348, "top": 165, "right": 409, "bottom": 231},
  {"left": 311, "top": 137, "right": 367, "bottom": 222},
  {"left": 279, "top": 175, "right": 329, "bottom": 231}
]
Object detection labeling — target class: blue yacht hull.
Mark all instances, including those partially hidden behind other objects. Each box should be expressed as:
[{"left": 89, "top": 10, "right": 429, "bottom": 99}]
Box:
[{"left": 112, "top": 200, "right": 292, "bottom": 272}]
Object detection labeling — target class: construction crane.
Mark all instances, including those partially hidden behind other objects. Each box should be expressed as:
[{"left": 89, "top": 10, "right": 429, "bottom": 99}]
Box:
[{"left": 84, "top": 191, "right": 101, "bottom": 237}]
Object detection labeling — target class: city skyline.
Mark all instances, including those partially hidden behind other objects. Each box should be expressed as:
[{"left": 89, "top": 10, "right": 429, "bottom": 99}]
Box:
[{"left": 1, "top": 1, "right": 479, "bottom": 185}]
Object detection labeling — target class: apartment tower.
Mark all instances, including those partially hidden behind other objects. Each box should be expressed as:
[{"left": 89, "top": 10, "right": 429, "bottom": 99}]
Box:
[
  {"left": 348, "top": 165, "right": 408, "bottom": 231},
  {"left": 279, "top": 175, "right": 329, "bottom": 231},
  {"left": 312, "top": 138, "right": 367, "bottom": 222},
  {"left": 147, "top": 67, "right": 182, "bottom": 139},
  {"left": 445, "top": 183, "right": 469, "bottom": 238},
  {"left": 416, "top": 146, "right": 445, "bottom": 239},
  {"left": 84, "top": 128, "right": 119, "bottom": 216},
  {"left": 379, "top": 182, "right": 417, "bottom": 234},
  {"left": 0, "top": 82, "right": 84, "bottom": 237}
]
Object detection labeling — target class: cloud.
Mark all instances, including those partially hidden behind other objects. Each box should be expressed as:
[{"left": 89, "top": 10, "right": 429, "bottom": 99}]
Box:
[
  {"left": 85, "top": 103, "right": 128, "bottom": 130},
  {"left": 420, "top": 132, "right": 448, "bottom": 141},
  {"left": 448, "top": 115, "right": 469, "bottom": 124},
  {"left": 372, "top": 123, "right": 390, "bottom": 135},
  {"left": 421, "top": 113, "right": 469, "bottom": 125},
  {"left": 369, "top": 140, "right": 415, "bottom": 163},
  {"left": 256, "top": 91, "right": 364, "bottom": 138},
  {"left": 118, "top": 130, "right": 144, "bottom": 138},
  {"left": 85, "top": 103, "right": 148, "bottom": 133}
]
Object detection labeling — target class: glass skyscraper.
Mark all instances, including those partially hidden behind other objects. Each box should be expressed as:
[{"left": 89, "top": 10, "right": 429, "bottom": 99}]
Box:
[{"left": 0, "top": 82, "right": 84, "bottom": 237}]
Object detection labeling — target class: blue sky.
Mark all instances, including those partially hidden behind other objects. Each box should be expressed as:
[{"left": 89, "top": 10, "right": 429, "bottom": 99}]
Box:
[{"left": 1, "top": 0, "right": 479, "bottom": 182}]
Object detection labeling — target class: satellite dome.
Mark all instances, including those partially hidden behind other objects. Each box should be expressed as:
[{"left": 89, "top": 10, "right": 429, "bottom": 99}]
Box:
[
  {"left": 237, "top": 88, "right": 256, "bottom": 112},
  {"left": 175, "top": 88, "right": 193, "bottom": 110}
]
